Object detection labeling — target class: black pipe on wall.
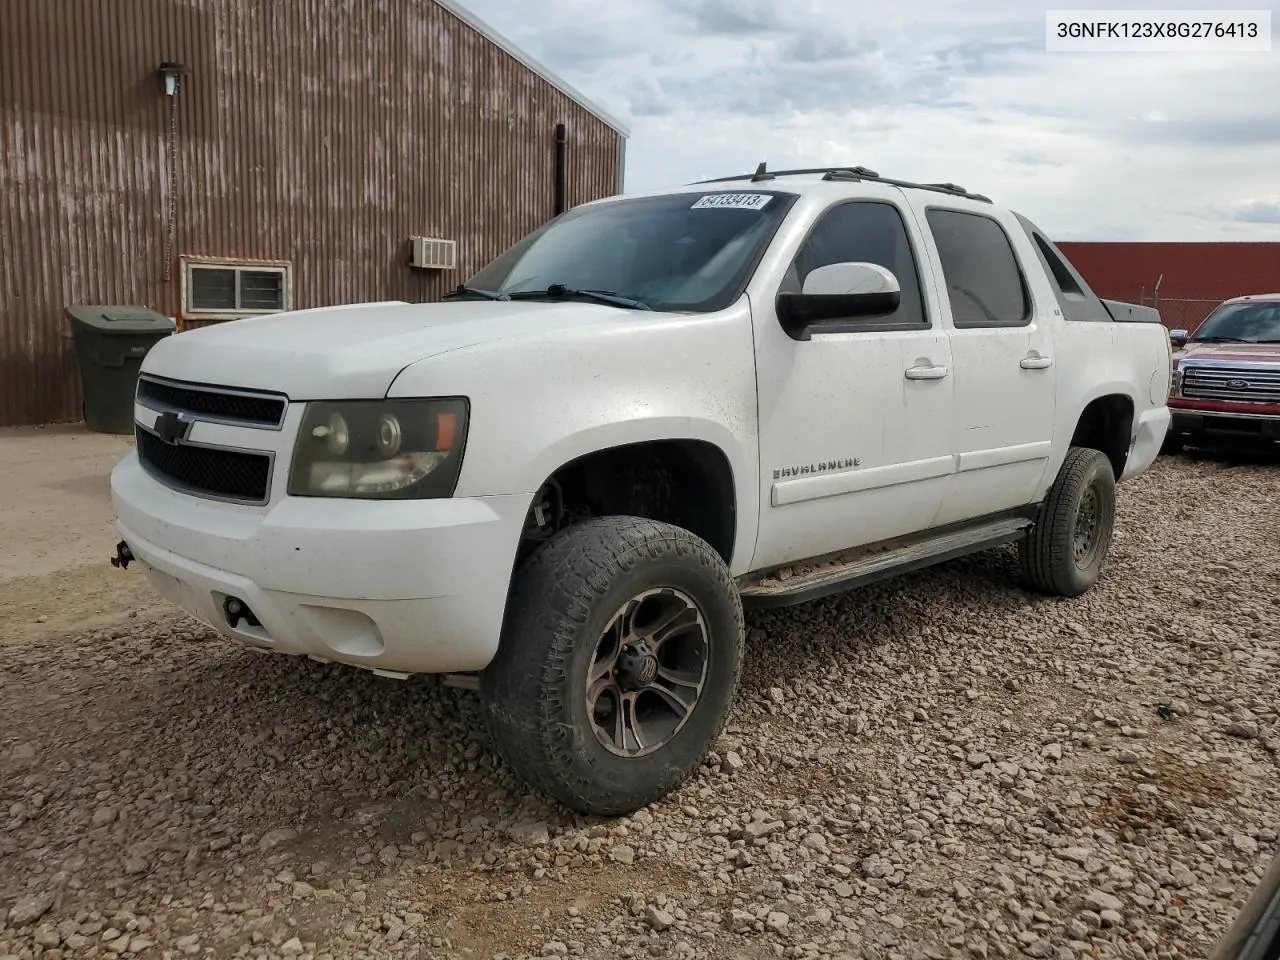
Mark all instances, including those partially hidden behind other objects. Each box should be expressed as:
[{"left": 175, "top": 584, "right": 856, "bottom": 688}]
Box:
[{"left": 554, "top": 122, "right": 567, "bottom": 215}]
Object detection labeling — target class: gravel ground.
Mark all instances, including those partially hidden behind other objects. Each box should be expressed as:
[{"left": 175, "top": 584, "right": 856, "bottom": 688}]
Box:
[{"left": 1, "top": 454, "right": 1277, "bottom": 960}]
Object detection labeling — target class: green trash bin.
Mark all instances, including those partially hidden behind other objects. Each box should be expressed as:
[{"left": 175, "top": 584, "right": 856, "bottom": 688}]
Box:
[{"left": 66, "top": 305, "right": 176, "bottom": 434}]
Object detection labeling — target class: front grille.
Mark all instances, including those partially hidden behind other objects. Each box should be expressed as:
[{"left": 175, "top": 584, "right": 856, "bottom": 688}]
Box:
[
  {"left": 1182, "top": 363, "right": 1280, "bottom": 404},
  {"left": 136, "top": 427, "right": 272, "bottom": 504},
  {"left": 137, "top": 375, "right": 287, "bottom": 428}
]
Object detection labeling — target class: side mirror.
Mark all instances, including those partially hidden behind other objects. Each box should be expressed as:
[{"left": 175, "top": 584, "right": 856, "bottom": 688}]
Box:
[
  {"left": 1170, "top": 328, "right": 1189, "bottom": 348},
  {"left": 777, "top": 262, "right": 901, "bottom": 340}
]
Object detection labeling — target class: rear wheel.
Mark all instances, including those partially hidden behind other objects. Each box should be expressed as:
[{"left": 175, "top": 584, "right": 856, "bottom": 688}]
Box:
[
  {"left": 1020, "top": 446, "right": 1116, "bottom": 597},
  {"left": 480, "top": 516, "right": 744, "bottom": 816}
]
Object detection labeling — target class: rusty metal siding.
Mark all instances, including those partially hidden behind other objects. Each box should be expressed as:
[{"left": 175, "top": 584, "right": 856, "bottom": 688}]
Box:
[{"left": 0, "top": 0, "right": 623, "bottom": 426}]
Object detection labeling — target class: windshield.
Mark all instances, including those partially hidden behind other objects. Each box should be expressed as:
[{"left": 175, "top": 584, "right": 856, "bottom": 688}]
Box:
[
  {"left": 462, "top": 190, "right": 797, "bottom": 312},
  {"left": 1192, "top": 302, "right": 1280, "bottom": 342}
]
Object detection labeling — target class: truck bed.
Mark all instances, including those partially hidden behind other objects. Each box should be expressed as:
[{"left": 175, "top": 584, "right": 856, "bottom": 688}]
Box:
[{"left": 1102, "top": 299, "right": 1163, "bottom": 324}]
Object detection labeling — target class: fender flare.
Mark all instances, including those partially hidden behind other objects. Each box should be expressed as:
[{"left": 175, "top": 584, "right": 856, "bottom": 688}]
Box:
[{"left": 520, "top": 417, "right": 759, "bottom": 576}]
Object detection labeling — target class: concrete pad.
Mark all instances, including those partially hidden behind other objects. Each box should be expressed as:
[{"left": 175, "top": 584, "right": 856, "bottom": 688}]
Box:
[{"left": 0, "top": 423, "right": 134, "bottom": 582}]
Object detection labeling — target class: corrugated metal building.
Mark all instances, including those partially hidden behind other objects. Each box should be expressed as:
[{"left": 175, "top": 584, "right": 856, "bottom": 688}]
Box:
[
  {"left": 0, "top": 0, "right": 628, "bottom": 427},
  {"left": 1057, "top": 242, "right": 1280, "bottom": 332}
]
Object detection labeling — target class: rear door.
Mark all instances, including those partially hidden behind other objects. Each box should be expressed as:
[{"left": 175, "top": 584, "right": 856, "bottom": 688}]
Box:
[{"left": 907, "top": 201, "right": 1059, "bottom": 526}]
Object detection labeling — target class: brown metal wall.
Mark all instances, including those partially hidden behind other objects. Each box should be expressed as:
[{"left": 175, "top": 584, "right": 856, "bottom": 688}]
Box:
[
  {"left": 1057, "top": 241, "right": 1280, "bottom": 331},
  {"left": 1056, "top": 242, "right": 1280, "bottom": 301},
  {"left": 0, "top": 0, "right": 623, "bottom": 426}
]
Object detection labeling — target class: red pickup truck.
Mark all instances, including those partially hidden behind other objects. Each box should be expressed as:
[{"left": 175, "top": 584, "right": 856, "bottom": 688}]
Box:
[{"left": 1164, "top": 293, "right": 1280, "bottom": 454}]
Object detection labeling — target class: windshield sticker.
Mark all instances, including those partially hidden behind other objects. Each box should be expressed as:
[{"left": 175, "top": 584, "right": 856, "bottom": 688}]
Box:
[{"left": 691, "top": 193, "right": 772, "bottom": 211}]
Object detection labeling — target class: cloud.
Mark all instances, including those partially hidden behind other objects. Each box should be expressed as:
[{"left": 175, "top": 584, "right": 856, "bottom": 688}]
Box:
[
  {"left": 1116, "top": 117, "right": 1280, "bottom": 147},
  {"left": 533, "top": 27, "right": 639, "bottom": 72},
  {"left": 666, "top": 0, "right": 787, "bottom": 36},
  {"left": 1232, "top": 199, "right": 1280, "bottom": 224},
  {"left": 932, "top": 37, "right": 1044, "bottom": 77},
  {"left": 462, "top": 0, "right": 1280, "bottom": 239},
  {"left": 628, "top": 77, "right": 673, "bottom": 118},
  {"left": 1008, "top": 150, "right": 1063, "bottom": 168},
  {"left": 782, "top": 31, "right": 869, "bottom": 63}
]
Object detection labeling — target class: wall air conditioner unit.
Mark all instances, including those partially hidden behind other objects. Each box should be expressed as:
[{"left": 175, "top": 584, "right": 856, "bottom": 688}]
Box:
[{"left": 409, "top": 236, "right": 457, "bottom": 270}]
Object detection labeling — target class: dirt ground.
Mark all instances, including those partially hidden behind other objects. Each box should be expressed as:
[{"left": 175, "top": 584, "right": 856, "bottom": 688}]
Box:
[
  {"left": 0, "top": 426, "right": 160, "bottom": 651},
  {"left": 0, "top": 425, "right": 136, "bottom": 582},
  {"left": 1, "top": 433, "right": 1277, "bottom": 960}
]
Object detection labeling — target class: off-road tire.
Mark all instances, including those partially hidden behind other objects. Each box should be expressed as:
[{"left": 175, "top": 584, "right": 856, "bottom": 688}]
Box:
[
  {"left": 1020, "top": 446, "right": 1116, "bottom": 597},
  {"left": 479, "top": 516, "right": 744, "bottom": 816}
]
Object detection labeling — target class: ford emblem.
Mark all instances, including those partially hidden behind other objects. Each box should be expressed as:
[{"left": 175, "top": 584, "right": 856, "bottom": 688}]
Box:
[{"left": 1225, "top": 378, "right": 1250, "bottom": 390}]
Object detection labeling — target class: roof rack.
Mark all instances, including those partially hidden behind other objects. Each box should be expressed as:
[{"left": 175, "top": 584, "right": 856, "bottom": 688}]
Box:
[{"left": 693, "top": 163, "right": 992, "bottom": 203}]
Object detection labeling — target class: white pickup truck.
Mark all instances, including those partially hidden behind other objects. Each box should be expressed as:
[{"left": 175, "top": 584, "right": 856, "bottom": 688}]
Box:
[{"left": 111, "top": 165, "right": 1172, "bottom": 815}]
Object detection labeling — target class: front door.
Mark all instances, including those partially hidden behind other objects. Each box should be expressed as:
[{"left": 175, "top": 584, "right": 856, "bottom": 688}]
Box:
[
  {"left": 751, "top": 192, "right": 956, "bottom": 572},
  {"left": 908, "top": 202, "right": 1058, "bottom": 527}
]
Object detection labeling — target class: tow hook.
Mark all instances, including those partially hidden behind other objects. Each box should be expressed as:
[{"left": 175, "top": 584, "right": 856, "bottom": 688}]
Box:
[
  {"left": 110, "top": 540, "right": 134, "bottom": 569},
  {"left": 223, "top": 596, "right": 261, "bottom": 630}
]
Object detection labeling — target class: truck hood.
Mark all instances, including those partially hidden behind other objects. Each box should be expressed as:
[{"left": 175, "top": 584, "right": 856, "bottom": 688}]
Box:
[
  {"left": 143, "top": 300, "right": 683, "bottom": 398},
  {"left": 1175, "top": 342, "right": 1280, "bottom": 365}
]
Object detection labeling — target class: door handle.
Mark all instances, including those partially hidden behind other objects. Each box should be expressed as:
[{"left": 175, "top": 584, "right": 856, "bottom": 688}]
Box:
[
  {"left": 905, "top": 364, "right": 949, "bottom": 380},
  {"left": 1020, "top": 355, "right": 1053, "bottom": 370}
]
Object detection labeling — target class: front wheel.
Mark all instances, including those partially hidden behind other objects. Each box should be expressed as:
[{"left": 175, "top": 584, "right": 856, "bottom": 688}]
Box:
[
  {"left": 1020, "top": 446, "right": 1117, "bottom": 597},
  {"left": 480, "top": 516, "right": 744, "bottom": 816}
]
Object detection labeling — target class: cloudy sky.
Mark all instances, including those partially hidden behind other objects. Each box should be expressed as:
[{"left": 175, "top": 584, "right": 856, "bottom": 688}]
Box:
[{"left": 463, "top": 0, "right": 1280, "bottom": 240}]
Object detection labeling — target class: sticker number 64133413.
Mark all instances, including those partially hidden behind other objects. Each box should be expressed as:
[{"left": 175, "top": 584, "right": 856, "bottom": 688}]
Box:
[{"left": 691, "top": 193, "right": 772, "bottom": 211}]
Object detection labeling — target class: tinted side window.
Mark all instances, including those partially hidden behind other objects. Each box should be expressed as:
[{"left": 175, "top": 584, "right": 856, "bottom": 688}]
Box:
[
  {"left": 925, "top": 209, "right": 1029, "bottom": 328},
  {"left": 1014, "top": 213, "right": 1112, "bottom": 323},
  {"left": 783, "top": 201, "right": 927, "bottom": 328},
  {"left": 1030, "top": 234, "right": 1098, "bottom": 322},
  {"left": 1033, "top": 235, "right": 1084, "bottom": 296}
]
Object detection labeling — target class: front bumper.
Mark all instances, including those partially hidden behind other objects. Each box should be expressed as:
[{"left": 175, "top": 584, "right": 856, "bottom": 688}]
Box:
[
  {"left": 1168, "top": 407, "right": 1280, "bottom": 449},
  {"left": 111, "top": 452, "right": 531, "bottom": 675}
]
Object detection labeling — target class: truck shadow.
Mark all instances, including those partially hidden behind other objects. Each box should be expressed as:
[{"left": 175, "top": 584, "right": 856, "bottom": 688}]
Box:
[{"left": 1175, "top": 446, "right": 1280, "bottom": 468}]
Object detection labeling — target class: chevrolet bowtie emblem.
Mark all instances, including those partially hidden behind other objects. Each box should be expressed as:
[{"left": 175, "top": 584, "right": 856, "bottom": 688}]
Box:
[{"left": 154, "top": 410, "right": 193, "bottom": 444}]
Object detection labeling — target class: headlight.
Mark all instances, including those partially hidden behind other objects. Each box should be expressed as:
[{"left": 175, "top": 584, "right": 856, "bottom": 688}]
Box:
[
  {"left": 1170, "top": 365, "right": 1183, "bottom": 398},
  {"left": 288, "top": 398, "right": 468, "bottom": 499}
]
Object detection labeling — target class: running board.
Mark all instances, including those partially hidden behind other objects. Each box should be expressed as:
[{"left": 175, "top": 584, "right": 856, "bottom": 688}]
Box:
[{"left": 738, "top": 515, "right": 1034, "bottom": 608}]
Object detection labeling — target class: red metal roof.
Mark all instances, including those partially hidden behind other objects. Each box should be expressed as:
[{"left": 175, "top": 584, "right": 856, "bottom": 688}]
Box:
[{"left": 1056, "top": 242, "right": 1280, "bottom": 301}]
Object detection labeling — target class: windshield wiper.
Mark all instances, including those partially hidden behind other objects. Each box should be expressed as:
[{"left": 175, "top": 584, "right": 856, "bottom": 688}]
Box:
[
  {"left": 507, "top": 284, "right": 652, "bottom": 311},
  {"left": 1191, "top": 336, "right": 1251, "bottom": 343},
  {"left": 442, "top": 284, "right": 509, "bottom": 301}
]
